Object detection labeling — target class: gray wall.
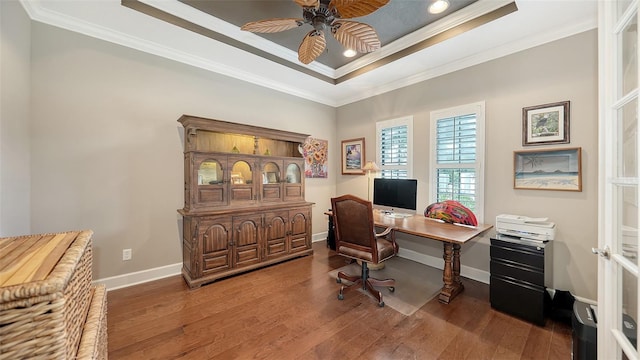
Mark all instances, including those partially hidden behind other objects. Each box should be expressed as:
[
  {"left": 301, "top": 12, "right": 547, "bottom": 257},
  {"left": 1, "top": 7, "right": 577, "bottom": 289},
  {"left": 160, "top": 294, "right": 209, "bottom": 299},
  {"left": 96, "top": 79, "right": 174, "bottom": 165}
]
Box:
[
  {"left": 1, "top": 1, "right": 599, "bottom": 300},
  {"left": 1, "top": 1, "right": 31, "bottom": 236},
  {"left": 336, "top": 30, "right": 599, "bottom": 300},
  {"left": 26, "top": 22, "right": 335, "bottom": 280}
]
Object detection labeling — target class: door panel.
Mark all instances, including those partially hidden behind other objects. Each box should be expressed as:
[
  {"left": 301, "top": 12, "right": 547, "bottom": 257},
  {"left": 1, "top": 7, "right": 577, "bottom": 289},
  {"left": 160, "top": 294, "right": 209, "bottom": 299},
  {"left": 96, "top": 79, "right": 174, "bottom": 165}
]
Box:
[
  {"left": 290, "top": 208, "right": 310, "bottom": 253},
  {"left": 233, "top": 214, "right": 262, "bottom": 267},
  {"left": 599, "top": 1, "right": 640, "bottom": 358},
  {"left": 200, "top": 218, "right": 232, "bottom": 275},
  {"left": 264, "top": 211, "right": 289, "bottom": 259}
]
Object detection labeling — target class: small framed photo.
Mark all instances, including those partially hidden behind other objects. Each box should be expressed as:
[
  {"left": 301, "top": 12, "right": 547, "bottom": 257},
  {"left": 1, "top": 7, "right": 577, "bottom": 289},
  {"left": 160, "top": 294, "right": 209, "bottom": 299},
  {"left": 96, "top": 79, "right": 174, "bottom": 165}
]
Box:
[
  {"left": 231, "top": 172, "right": 244, "bottom": 185},
  {"left": 522, "top": 101, "right": 570, "bottom": 146},
  {"left": 514, "top": 147, "right": 582, "bottom": 191},
  {"left": 341, "top": 138, "right": 365, "bottom": 175},
  {"left": 266, "top": 172, "right": 278, "bottom": 183}
]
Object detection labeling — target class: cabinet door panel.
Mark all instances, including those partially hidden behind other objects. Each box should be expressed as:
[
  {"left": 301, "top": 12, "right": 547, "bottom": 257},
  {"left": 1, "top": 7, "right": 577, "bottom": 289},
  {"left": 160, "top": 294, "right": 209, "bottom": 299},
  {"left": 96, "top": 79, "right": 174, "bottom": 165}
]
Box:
[
  {"left": 198, "top": 188, "right": 225, "bottom": 203},
  {"left": 233, "top": 215, "right": 262, "bottom": 267},
  {"left": 191, "top": 153, "right": 228, "bottom": 210},
  {"left": 262, "top": 185, "right": 282, "bottom": 202},
  {"left": 290, "top": 208, "right": 311, "bottom": 253},
  {"left": 265, "top": 211, "right": 289, "bottom": 259},
  {"left": 230, "top": 187, "right": 254, "bottom": 202},
  {"left": 284, "top": 185, "right": 302, "bottom": 199},
  {"left": 200, "top": 219, "right": 232, "bottom": 275},
  {"left": 283, "top": 160, "right": 304, "bottom": 201}
]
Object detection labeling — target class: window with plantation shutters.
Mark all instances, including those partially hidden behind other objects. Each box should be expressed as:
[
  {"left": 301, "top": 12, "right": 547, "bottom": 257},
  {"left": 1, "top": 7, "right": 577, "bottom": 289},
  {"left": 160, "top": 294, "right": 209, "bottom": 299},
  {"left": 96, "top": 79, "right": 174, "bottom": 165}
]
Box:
[
  {"left": 376, "top": 116, "right": 413, "bottom": 179},
  {"left": 430, "top": 102, "right": 485, "bottom": 222}
]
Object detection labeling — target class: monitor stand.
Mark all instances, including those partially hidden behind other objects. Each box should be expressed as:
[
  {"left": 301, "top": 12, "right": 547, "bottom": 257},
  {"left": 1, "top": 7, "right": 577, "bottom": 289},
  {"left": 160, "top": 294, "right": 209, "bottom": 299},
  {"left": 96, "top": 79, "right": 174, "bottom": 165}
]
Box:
[{"left": 380, "top": 210, "right": 413, "bottom": 219}]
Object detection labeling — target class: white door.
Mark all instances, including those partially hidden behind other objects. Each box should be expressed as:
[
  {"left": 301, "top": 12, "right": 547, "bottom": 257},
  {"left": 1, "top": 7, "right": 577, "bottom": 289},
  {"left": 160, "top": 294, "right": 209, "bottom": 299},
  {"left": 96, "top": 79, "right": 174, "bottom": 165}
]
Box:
[{"left": 597, "top": 1, "right": 639, "bottom": 359}]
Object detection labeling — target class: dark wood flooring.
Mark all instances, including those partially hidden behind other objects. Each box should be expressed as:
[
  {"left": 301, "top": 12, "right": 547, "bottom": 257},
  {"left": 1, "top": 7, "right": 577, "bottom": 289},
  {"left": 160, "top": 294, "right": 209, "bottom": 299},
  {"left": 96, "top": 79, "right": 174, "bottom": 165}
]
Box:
[{"left": 107, "top": 241, "right": 572, "bottom": 359}]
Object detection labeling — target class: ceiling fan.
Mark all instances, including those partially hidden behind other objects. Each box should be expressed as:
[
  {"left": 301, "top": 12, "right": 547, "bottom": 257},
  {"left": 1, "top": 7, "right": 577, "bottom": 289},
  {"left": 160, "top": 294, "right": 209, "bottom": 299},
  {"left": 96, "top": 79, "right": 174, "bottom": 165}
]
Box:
[{"left": 240, "top": 0, "right": 390, "bottom": 65}]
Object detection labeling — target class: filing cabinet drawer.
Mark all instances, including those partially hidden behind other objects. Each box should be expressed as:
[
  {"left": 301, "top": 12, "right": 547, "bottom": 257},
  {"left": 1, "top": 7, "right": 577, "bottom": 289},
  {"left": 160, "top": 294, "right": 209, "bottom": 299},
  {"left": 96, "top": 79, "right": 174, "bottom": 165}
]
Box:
[
  {"left": 490, "top": 240, "right": 544, "bottom": 269},
  {"left": 490, "top": 259, "right": 544, "bottom": 286},
  {"left": 490, "top": 275, "right": 547, "bottom": 326}
]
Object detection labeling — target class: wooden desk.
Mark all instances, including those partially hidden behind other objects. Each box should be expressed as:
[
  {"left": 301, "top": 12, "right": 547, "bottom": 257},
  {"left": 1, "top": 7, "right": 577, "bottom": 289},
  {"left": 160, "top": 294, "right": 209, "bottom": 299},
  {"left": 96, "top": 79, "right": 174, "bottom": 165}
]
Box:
[
  {"left": 326, "top": 210, "right": 492, "bottom": 304},
  {"left": 372, "top": 211, "right": 492, "bottom": 303}
]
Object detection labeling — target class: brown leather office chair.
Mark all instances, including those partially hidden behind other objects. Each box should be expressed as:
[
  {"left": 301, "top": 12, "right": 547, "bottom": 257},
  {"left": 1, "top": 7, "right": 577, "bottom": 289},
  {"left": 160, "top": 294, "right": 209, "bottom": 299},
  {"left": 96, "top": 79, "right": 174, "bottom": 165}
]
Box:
[{"left": 330, "top": 194, "right": 398, "bottom": 307}]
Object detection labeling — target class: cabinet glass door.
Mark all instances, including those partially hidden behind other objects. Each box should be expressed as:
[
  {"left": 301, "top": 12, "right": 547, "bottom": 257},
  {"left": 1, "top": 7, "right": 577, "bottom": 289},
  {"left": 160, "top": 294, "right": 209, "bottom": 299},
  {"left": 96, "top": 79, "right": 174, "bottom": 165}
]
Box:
[
  {"left": 229, "top": 159, "right": 256, "bottom": 205},
  {"left": 192, "top": 155, "right": 227, "bottom": 209},
  {"left": 262, "top": 161, "right": 283, "bottom": 202},
  {"left": 283, "top": 161, "right": 304, "bottom": 201}
]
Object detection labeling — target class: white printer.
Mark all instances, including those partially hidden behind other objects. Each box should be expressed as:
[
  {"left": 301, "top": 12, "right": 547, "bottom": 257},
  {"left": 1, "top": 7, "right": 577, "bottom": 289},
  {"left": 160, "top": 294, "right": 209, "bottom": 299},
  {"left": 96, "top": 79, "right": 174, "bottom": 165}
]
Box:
[{"left": 495, "top": 214, "right": 556, "bottom": 241}]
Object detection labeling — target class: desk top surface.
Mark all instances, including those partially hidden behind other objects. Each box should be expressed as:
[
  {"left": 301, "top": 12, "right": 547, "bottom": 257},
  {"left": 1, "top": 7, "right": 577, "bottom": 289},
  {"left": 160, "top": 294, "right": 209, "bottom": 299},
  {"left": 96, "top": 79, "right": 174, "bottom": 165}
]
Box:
[
  {"left": 372, "top": 211, "right": 492, "bottom": 244},
  {"left": 326, "top": 210, "right": 492, "bottom": 244}
]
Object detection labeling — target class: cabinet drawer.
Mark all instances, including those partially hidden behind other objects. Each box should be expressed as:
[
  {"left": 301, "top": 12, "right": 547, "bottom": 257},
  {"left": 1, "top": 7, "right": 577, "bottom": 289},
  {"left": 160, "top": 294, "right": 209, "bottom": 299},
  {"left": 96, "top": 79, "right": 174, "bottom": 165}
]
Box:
[
  {"left": 490, "top": 259, "right": 544, "bottom": 286},
  {"left": 490, "top": 275, "right": 547, "bottom": 326},
  {"left": 490, "top": 243, "right": 544, "bottom": 270}
]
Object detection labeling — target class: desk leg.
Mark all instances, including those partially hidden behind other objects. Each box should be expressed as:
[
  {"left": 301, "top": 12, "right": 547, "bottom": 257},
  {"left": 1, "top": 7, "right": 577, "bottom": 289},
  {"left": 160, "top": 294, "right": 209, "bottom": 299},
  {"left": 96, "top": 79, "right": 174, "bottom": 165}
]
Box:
[{"left": 438, "top": 242, "right": 464, "bottom": 304}]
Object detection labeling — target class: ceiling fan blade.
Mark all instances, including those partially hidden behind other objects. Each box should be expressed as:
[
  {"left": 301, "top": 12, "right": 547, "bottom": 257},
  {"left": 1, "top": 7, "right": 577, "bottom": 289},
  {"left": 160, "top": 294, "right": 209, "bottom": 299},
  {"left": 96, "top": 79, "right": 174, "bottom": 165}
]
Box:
[
  {"left": 331, "top": 20, "right": 380, "bottom": 53},
  {"left": 298, "top": 30, "right": 326, "bottom": 64},
  {"left": 241, "top": 18, "right": 304, "bottom": 33},
  {"left": 329, "top": 0, "right": 390, "bottom": 19},
  {"left": 294, "top": 0, "right": 319, "bottom": 8}
]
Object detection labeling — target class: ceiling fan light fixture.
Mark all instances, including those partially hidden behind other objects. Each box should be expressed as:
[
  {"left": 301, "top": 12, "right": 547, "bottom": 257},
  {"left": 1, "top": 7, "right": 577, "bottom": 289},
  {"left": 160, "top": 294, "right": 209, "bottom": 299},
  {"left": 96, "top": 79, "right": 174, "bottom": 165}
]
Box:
[
  {"left": 343, "top": 49, "right": 357, "bottom": 57},
  {"left": 241, "top": 0, "right": 390, "bottom": 64},
  {"left": 428, "top": 0, "right": 449, "bottom": 14}
]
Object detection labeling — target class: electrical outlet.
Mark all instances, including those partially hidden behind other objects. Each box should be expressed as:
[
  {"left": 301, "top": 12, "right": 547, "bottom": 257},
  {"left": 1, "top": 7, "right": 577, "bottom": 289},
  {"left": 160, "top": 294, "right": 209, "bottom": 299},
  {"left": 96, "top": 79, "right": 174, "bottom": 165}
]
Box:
[{"left": 122, "top": 248, "right": 132, "bottom": 261}]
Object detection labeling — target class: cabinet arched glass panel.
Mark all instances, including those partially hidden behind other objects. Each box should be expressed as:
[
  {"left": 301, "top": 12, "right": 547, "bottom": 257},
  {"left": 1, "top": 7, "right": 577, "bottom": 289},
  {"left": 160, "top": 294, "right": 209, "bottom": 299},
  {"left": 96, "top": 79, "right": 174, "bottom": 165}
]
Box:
[
  {"left": 286, "top": 163, "right": 301, "bottom": 184},
  {"left": 263, "top": 162, "right": 281, "bottom": 184},
  {"left": 231, "top": 160, "right": 252, "bottom": 185},
  {"left": 198, "top": 160, "right": 223, "bottom": 185},
  {"left": 229, "top": 159, "right": 256, "bottom": 205}
]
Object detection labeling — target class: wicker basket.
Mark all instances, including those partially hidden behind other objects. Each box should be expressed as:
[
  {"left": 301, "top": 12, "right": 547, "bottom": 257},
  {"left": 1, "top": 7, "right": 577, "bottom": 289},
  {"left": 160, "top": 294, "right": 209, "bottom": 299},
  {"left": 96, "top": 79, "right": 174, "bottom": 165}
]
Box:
[
  {"left": 0, "top": 230, "right": 94, "bottom": 360},
  {"left": 77, "top": 284, "right": 107, "bottom": 360}
]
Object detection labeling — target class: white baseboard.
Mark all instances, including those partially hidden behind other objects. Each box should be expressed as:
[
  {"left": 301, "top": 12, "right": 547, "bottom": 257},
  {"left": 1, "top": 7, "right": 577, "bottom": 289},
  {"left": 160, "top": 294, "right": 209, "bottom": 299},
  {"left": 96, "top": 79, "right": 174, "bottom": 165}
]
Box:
[
  {"left": 398, "top": 248, "right": 490, "bottom": 285},
  {"left": 95, "top": 235, "right": 493, "bottom": 291},
  {"left": 98, "top": 232, "right": 327, "bottom": 291},
  {"left": 94, "top": 262, "right": 182, "bottom": 291},
  {"left": 312, "top": 231, "right": 328, "bottom": 242}
]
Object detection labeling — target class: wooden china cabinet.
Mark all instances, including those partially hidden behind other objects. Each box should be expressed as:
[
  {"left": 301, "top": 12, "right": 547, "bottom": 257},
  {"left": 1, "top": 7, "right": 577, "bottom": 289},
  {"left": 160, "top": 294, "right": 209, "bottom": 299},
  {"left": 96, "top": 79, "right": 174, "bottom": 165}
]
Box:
[{"left": 178, "top": 115, "right": 313, "bottom": 288}]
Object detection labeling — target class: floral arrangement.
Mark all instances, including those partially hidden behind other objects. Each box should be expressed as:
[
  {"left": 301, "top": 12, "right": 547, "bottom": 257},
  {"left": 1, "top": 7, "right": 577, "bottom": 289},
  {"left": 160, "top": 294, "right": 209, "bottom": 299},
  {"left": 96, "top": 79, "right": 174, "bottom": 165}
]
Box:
[{"left": 302, "top": 137, "right": 328, "bottom": 178}]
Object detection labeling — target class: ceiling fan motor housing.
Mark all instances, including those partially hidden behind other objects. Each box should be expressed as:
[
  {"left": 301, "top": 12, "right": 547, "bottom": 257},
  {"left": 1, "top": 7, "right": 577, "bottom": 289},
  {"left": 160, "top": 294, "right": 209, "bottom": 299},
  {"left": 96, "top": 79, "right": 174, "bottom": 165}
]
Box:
[{"left": 303, "top": 5, "right": 336, "bottom": 32}]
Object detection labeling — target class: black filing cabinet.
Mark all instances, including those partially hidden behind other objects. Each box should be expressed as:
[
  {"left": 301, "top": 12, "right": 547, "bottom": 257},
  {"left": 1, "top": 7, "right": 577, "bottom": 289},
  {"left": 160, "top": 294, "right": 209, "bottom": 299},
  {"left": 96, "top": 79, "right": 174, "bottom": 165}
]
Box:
[{"left": 490, "top": 235, "right": 552, "bottom": 326}]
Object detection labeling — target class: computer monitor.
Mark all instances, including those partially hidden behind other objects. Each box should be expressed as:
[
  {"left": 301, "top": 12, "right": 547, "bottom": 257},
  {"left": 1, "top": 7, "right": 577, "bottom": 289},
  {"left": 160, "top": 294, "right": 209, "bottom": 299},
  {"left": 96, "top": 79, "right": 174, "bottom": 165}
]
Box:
[{"left": 372, "top": 178, "right": 418, "bottom": 215}]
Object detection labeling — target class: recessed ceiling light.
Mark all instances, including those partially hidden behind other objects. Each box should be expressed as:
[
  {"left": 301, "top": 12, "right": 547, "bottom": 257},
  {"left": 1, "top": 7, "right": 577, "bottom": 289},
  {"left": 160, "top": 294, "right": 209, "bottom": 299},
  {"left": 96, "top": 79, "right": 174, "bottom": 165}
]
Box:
[
  {"left": 343, "top": 49, "right": 357, "bottom": 58},
  {"left": 429, "top": 0, "right": 450, "bottom": 14}
]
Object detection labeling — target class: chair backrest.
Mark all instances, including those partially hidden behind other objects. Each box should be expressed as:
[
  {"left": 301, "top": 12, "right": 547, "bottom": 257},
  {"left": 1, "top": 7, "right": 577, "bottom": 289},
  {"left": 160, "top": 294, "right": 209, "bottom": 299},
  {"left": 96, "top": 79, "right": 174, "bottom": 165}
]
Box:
[{"left": 330, "top": 194, "right": 379, "bottom": 263}]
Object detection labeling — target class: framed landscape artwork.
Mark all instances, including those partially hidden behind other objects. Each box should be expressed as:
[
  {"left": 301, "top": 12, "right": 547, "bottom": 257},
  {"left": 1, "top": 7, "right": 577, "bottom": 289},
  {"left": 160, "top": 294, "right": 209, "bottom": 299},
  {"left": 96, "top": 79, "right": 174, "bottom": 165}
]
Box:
[
  {"left": 514, "top": 147, "right": 582, "bottom": 191},
  {"left": 341, "top": 138, "right": 365, "bottom": 175},
  {"left": 522, "top": 101, "right": 570, "bottom": 146}
]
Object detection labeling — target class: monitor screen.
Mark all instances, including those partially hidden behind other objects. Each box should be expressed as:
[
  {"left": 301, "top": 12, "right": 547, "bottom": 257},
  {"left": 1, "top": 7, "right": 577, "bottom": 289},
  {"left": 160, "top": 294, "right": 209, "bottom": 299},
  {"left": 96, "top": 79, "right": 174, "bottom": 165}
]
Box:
[{"left": 373, "top": 178, "right": 418, "bottom": 211}]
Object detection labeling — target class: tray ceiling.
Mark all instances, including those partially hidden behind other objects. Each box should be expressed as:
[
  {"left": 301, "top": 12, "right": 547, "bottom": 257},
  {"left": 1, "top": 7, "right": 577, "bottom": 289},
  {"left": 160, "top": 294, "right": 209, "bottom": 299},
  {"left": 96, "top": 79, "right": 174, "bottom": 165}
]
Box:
[{"left": 21, "top": 0, "right": 598, "bottom": 106}]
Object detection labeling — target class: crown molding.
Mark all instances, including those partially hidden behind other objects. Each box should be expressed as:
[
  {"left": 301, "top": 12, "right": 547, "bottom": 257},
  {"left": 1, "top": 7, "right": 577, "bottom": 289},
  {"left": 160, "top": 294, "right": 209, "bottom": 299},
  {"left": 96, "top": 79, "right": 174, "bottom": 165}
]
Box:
[{"left": 336, "top": 17, "right": 597, "bottom": 107}]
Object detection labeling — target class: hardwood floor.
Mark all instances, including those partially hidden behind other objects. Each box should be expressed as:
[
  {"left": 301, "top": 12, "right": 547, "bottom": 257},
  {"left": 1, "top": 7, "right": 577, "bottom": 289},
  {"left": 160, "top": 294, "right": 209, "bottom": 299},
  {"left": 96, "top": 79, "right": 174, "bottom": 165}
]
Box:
[{"left": 107, "top": 241, "right": 572, "bottom": 359}]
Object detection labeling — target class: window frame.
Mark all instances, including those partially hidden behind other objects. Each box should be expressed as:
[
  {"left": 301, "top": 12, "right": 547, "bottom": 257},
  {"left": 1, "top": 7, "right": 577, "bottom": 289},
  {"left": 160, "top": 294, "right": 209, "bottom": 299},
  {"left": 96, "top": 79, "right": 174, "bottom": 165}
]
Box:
[
  {"left": 376, "top": 116, "right": 414, "bottom": 179},
  {"left": 429, "top": 102, "right": 485, "bottom": 223}
]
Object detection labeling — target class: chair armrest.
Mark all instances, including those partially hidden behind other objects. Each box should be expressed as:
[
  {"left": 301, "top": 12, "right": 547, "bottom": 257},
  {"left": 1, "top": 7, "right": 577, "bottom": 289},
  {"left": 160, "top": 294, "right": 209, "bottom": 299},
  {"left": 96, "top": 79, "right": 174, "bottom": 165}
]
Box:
[
  {"left": 375, "top": 226, "right": 393, "bottom": 238},
  {"left": 375, "top": 226, "right": 398, "bottom": 255}
]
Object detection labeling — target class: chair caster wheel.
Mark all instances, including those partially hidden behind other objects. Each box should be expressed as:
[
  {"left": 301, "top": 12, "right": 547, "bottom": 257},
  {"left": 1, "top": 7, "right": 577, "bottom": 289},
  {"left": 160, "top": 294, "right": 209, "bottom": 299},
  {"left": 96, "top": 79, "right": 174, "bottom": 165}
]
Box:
[
  {"left": 389, "top": 287, "right": 395, "bottom": 293},
  {"left": 336, "top": 278, "right": 342, "bottom": 284},
  {"left": 379, "top": 301, "right": 385, "bottom": 307},
  {"left": 338, "top": 293, "right": 344, "bottom": 300}
]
